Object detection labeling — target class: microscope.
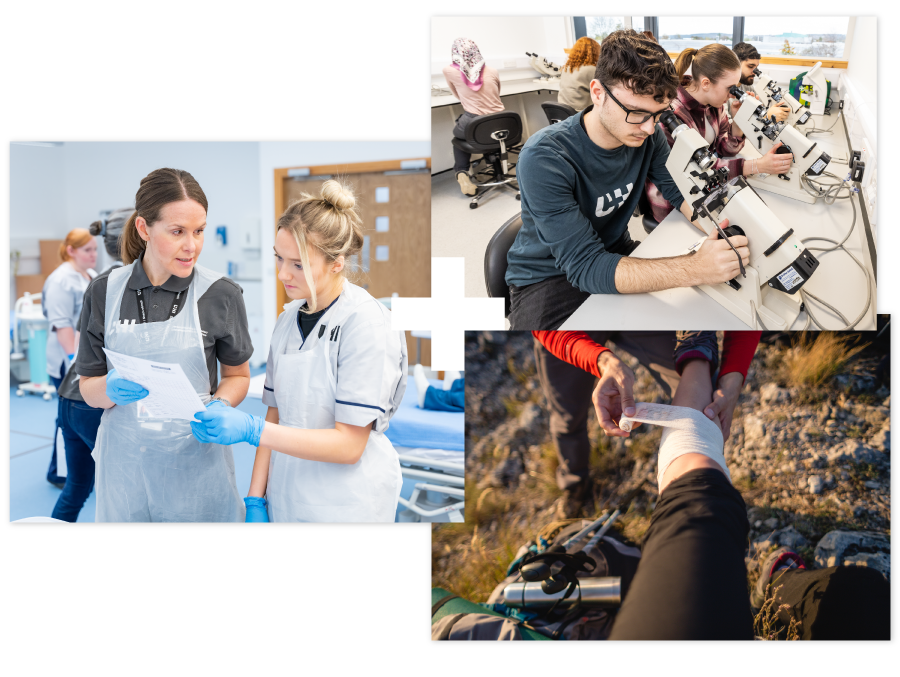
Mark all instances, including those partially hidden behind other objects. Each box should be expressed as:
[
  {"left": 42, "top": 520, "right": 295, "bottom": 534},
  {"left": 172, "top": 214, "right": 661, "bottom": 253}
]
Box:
[
  {"left": 799, "top": 61, "right": 829, "bottom": 115},
  {"left": 729, "top": 85, "right": 832, "bottom": 205},
  {"left": 525, "top": 52, "right": 561, "bottom": 82},
  {"left": 661, "top": 110, "right": 819, "bottom": 329},
  {"left": 750, "top": 67, "right": 810, "bottom": 127}
]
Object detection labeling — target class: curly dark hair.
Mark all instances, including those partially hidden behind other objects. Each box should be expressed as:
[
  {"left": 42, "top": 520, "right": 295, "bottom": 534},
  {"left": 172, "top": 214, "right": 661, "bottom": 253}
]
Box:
[
  {"left": 594, "top": 29, "right": 678, "bottom": 104},
  {"left": 732, "top": 42, "right": 761, "bottom": 62}
]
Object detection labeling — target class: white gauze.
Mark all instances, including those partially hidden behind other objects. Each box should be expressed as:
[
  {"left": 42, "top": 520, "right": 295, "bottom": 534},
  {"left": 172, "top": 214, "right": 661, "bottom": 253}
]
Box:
[{"left": 619, "top": 403, "right": 730, "bottom": 487}]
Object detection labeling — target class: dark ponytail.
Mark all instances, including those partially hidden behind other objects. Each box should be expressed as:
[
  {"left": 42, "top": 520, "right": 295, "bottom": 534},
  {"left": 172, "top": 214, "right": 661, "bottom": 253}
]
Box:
[{"left": 675, "top": 44, "right": 740, "bottom": 88}]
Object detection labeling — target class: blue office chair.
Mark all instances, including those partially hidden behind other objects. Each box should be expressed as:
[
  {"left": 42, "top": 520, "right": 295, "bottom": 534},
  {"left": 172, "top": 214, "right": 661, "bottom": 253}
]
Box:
[{"left": 452, "top": 111, "right": 523, "bottom": 209}]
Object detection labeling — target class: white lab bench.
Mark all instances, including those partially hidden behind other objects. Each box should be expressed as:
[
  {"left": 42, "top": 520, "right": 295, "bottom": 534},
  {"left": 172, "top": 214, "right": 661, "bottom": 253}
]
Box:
[
  {"left": 561, "top": 113, "right": 876, "bottom": 331},
  {"left": 431, "top": 78, "right": 562, "bottom": 174}
]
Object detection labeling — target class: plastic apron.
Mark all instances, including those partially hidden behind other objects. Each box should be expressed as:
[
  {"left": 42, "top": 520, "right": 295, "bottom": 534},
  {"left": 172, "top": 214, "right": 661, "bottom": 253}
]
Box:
[
  {"left": 92, "top": 263, "right": 244, "bottom": 522},
  {"left": 266, "top": 298, "right": 402, "bottom": 522}
]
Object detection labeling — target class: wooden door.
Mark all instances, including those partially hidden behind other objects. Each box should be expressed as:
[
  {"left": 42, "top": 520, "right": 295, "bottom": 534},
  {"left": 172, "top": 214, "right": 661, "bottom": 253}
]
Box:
[{"left": 274, "top": 159, "right": 432, "bottom": 365}]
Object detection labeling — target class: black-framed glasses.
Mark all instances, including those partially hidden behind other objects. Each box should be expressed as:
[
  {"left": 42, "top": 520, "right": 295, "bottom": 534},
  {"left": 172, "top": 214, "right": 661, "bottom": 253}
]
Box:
[{"left": 600, "top": 81, "right": 671, "bottom": 124}]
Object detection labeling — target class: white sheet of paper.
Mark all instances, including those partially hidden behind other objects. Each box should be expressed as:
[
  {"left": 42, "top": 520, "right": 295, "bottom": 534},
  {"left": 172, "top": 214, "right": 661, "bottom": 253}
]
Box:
[{"left": 103, "top": 348, "right": 206, "bottom": 421}]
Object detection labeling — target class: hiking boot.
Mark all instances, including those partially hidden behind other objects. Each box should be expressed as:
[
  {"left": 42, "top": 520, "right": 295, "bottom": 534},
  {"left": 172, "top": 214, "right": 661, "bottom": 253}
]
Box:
[
  {"left": 457, "top": 172, "right": 477, "bottom": 196},
  {"left": 556, "top": 481, "right": 589, "bottom": 520},
  {"left": 750, "top": 547, "right": 807, "bottom": 610},
  {"left": 674, "top": 331, "right": 719, "bottom": 375}
]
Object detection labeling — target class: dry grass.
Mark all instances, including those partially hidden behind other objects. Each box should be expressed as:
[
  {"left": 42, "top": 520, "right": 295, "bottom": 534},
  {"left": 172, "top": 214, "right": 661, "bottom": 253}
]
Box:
[
  {"left": 753, "top": 584, "right": 802, "bottom": 640},
  {"left": 776, "top": 332, "right": 869, "bottom": 390},
  {"left": 431, "top": 522, "right": 529, "bottom": 603}
]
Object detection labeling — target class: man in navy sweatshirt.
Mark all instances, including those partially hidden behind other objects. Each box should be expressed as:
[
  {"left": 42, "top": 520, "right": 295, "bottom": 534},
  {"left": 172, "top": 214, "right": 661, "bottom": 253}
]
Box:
[{"left": 506, "top": 30, "right": 750, "bottom": 330}]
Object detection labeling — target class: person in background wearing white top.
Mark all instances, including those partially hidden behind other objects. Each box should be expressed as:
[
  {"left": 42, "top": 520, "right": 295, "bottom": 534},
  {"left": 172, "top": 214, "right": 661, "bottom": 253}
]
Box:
[
  {"left": 558, "top": 37, "right": 601, "bottom": 112},
  {"left": 644, "top": 44, "right": 794, "bottom": 223},
  {"left": 42, "top": 229, "right": 97, "bottom": 488},
  {"left": 442, "top": 37, "right": 505, "bottom": 197},
  {"left": 191, "top": 179, "right": 408, "bottom": 523}
]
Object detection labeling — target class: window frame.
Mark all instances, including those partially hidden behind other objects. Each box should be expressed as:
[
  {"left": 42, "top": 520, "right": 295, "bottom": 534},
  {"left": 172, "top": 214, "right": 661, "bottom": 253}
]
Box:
[{"left": 572, "top": 16, "right": 852, "bottom": 68}]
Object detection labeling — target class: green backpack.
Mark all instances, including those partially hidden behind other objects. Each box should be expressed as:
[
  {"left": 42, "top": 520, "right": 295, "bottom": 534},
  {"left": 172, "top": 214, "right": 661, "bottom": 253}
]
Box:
[{"left": 789, "top": 71, "right": 831, "bottom": 109}]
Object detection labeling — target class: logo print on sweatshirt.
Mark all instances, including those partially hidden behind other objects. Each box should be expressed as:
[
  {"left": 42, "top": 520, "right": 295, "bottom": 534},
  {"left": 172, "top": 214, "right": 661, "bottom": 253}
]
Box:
[{"left": 595, "top": 182, "right": 633, "bottom": 217}]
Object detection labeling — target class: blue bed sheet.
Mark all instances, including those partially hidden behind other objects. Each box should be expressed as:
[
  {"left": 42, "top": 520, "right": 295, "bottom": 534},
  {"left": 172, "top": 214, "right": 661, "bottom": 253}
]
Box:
[{"left": 385, "top": 379, "right": 464, "bottom": 451}]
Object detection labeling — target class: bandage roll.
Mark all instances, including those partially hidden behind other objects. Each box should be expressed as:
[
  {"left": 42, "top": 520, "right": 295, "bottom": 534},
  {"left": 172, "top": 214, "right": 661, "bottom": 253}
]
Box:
[{"left": 619, "top": 403, "right": 730, "bottom": 487}]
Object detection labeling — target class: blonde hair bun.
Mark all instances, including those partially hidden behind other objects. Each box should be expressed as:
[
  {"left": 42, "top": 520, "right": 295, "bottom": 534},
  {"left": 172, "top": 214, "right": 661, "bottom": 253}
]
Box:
[{"left": 321, "top": 179, "right": 356, "bottom": 211}]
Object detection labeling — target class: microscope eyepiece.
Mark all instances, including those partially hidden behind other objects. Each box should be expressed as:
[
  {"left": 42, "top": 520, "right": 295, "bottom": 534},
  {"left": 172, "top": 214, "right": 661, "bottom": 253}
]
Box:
[
  {"left": 659, "top": 110, "right": 680, "bottom": 135},
  {"left": 729, "top": 85, "right": 745, "bottom": 100},
  {"left": 753, "top": 67, "right": 762, "bottom": 76}
]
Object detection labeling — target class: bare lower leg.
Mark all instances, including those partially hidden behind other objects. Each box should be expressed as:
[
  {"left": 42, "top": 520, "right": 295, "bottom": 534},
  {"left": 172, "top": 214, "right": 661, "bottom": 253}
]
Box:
[{"left": 659, "top": 359, "right": 725, "bottom": 493}]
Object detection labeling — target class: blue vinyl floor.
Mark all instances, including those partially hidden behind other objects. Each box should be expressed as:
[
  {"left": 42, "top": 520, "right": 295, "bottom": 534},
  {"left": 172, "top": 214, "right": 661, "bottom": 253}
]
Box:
[{"left": 9, "top": 368, "right": 267, "bottom": 522}]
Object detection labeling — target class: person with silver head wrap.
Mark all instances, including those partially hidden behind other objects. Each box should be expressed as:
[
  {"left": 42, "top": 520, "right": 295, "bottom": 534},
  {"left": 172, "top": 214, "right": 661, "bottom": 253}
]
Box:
[{"left": 442, "top": 38, "right": 505, "bottom": 196}]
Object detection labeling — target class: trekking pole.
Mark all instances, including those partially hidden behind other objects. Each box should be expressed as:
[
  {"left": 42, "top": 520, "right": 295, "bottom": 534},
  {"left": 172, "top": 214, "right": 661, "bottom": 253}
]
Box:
[
  {"left": 580, "top": 479, "right": 647, "bottom": 552},
  {"left": 560, "top": 511, "right": 610, "bottom": 550}
]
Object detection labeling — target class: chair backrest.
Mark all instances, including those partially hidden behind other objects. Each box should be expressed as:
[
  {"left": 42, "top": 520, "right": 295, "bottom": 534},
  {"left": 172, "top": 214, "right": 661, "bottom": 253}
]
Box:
[
  {"left": 465, "top": 112, "right": 523, "bottom": 151},
  {"left": 484, "top": 212, "right": 523, "bottom": 317},
  {"left": 541, "top": 102, "right": 577, "bottom": 125}
]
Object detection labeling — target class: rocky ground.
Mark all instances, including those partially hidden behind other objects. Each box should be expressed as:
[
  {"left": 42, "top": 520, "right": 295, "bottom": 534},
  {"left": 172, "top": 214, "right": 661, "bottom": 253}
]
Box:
[{"left": 433, "top": 331, "right": 891, "bottom": 606}]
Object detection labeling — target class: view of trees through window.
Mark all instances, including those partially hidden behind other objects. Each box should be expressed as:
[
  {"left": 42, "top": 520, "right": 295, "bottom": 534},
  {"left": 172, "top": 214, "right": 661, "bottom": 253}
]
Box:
[
  {"left": 743, "top": 17, "right": 849, "bottom": 58},
  {"left": 580, "top": 17, "right": 851, "bottom": 59},
  {"left": 658, "top": 17, "right": 735, "bottom": 52},
  {"left": 586, "top": 17, "right": 626, "bottom": 43}
]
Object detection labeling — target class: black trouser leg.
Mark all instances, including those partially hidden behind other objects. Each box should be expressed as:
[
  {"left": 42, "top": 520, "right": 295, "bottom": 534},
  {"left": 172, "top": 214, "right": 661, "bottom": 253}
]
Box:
[
  {"left": 610, "top": 469, "right": 754, "bottom": 640},
  {"left": 771, "top": 566, "right": 890, "bottom": 640},
  {"left": 453, "top": 146, "right": 471, "bottom": 173},
  {"left": 452, "top": 112, "right": 479, "bottom": 173},
  {"left": 533, "top": 338, "right": 596, "bottom": 490}
]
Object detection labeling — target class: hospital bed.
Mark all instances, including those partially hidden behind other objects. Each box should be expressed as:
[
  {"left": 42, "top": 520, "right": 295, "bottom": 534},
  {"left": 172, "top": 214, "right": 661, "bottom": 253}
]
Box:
[
  {"left": 386, "top": 377, "right": 465, "bottom": 523},
  {"left": 246, "top": 373, "right": 465, "bottom": 522}
]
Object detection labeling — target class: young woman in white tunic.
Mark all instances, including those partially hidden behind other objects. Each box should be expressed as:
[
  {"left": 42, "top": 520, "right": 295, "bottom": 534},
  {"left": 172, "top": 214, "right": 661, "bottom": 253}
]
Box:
[{"left": 191, "top": 179, "right": 407, "bottom": 523}]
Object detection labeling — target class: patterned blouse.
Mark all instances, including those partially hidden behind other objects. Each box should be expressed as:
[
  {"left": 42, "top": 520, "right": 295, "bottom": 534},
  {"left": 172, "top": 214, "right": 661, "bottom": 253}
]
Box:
[{"left": 645, "top": 78, "right": 746, "bottom": 223}]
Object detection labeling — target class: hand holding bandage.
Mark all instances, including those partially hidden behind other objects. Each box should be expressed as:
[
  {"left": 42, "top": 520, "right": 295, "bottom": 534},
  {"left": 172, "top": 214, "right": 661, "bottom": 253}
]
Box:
[
  {"left": 592, "top": 351, "right": 638, "bottom": 438},
  {"left": 619, "top": 403, "right": 730, "bottom": 490}
]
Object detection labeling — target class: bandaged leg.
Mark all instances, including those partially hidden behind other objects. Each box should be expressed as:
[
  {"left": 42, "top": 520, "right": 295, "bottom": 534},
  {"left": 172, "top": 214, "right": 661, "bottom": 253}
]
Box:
[{"left": 619, "top": 403, "right": 730, "bottom": 488}]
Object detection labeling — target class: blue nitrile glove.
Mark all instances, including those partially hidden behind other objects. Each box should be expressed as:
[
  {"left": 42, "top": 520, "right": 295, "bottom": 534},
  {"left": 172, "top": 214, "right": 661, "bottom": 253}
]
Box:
[
  {"left": 106, "top": 368, "right": 149, "bottom": 405},
  {"left": 191, "top": 404, "right": 265, "bottom": 446},
  {"left": 244, "top": 496, "right": 269, "bottom": 523}
]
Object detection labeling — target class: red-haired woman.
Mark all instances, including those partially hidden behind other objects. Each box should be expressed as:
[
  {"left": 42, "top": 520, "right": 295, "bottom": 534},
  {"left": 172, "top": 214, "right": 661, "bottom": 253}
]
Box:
[
  {"left": 41, "top": 228, "right": 98, "bottom": 486},
  {"left": 559, "top": 37, "right": 601, "bottom": 111}
]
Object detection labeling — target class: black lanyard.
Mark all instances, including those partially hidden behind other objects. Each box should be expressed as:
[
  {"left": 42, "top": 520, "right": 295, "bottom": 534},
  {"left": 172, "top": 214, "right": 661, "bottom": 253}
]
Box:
[{"left": 135, "top": 288, "right": 183, "bottom": 324}]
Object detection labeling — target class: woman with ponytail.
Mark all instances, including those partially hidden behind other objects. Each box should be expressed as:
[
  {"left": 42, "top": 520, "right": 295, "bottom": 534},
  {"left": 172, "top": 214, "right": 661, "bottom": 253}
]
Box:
[
  {"left": 645, "top": 44, "right": 794, "bottom": 222},
  {"left": 190, "top": 179, "right": 407, "bottom": 523},
  {"left": 77, "top": 168, "right": 254, "bottom": 522},
  {"left": 41, "top": 229, "right": 98, "bottom": 487}
]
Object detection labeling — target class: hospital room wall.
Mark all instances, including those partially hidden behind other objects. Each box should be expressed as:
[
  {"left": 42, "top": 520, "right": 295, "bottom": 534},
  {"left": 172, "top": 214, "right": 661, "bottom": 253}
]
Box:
[
  {"left": 256, "top": 140, "right": 431, "bottom": 365},
  {"left": 9, "top": 141, "right": 268, "bottom": 365},
  {"left": 61, "top": 142, "right": 262, "bottom": 275},
  {"left": 9, "top": 144, "right": 67, "bottom": 308}
]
